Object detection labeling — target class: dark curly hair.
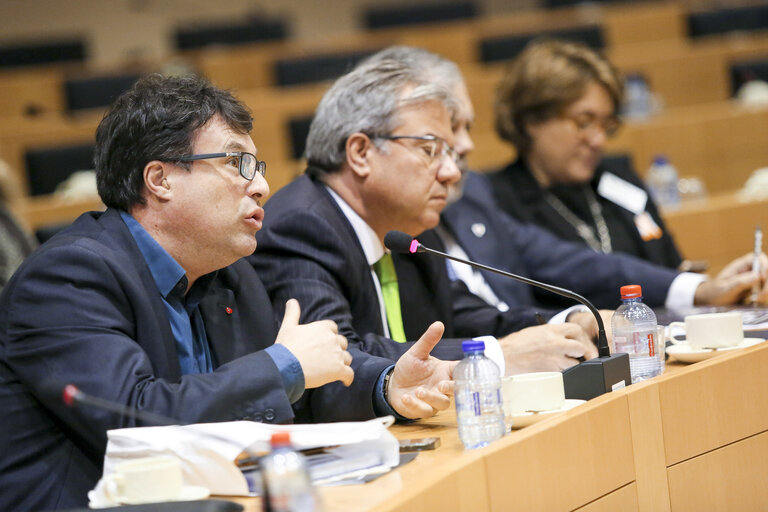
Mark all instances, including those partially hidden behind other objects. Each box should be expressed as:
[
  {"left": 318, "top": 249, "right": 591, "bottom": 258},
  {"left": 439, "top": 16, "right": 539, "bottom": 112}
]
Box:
[{"left": 94, "top": 74, "right": 253, "bottom": 210}]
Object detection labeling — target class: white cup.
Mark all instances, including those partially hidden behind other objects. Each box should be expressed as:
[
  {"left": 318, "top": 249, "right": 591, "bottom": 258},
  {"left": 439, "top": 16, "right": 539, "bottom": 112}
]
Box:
[
  {"left": 502, "top": 372, "right": 565, "bottom": 416},
  {"left": 669, "top": 311, "right": 743, "bottom": 349},
  {"left": 102, "top": 456, "right": 183, "bottom": 504}
]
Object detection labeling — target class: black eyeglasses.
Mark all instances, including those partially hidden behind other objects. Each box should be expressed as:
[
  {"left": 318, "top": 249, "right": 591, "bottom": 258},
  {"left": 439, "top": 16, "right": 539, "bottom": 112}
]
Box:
[
  {"left": 374, "top": 135, "right": 460, "bottom": 166},
  {"left": 168, "top": 152, "right": 266, "bottom": 181}
]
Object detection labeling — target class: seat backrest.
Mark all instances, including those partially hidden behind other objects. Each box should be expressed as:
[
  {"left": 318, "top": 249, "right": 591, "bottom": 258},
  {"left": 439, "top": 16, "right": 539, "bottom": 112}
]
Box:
[
  {"left": 479, "top": 25, "right": 604, "bottom": 63},
  {"left": 687, "top": 5, "right": 768, "bottom": 38},
  {"left": 25, "top": 142, "right": 95, "bottom": 196},
  {"left": 175, "top": 17, "right": 287, "bottom": 50},
  {"left": 364, "top": 1, "right": 477, "bottom": 29},
  {"left": 64, "top": 73, "right": 142, "bottom": 112},
  {"left": 730, "top": 57, "right": 768, "bottom": 95},
  {"left": 0, "top": 39, "right": 85, "bottom": 69},
  {"left": 274, "top": 49, "right": 380, "bottom": 87},
  {"left": 287, "top": 115, "right": 314, "bottom": 160}
]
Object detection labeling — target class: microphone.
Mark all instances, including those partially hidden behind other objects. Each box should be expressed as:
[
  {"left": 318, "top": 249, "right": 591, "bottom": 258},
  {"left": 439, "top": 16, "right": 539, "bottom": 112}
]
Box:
[
  {"left": 63, "top": 384, "right": 180, "bottom": 426},
  {"left": 384, "top": 230, "right": 630, "bottom": 400}
]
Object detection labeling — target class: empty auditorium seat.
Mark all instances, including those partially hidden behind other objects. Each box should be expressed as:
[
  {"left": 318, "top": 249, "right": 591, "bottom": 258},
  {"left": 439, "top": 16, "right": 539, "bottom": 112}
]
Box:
[
  {"left": 364, "top": 1, "right": 477, "bottom": 29},
  {"left": 479, "top": 25, "right": 604, "bottom": 63},
  {"left": 0, "top": 39, "right": 85, "bottom": 69},
  {"left": 175, "top": 17, "right": 287, "bottom": 50},
  {"left": 25, "top": 142, "right": 95, "bottom": 196}
]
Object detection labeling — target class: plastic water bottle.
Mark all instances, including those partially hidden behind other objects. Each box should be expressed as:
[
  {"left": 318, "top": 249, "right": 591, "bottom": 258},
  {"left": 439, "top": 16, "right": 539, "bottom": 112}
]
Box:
[
  {"left": 646, "top": 155, "right": 680, "bottom": 209},
  {"left": 261, "top": 431, "right": 322, "bottom": 512},
  {"left": 611, "top": 285, "right": 662, "bottom": 384},
  {"left": 454, "top": 340, "right": 506, "bottom": 449},
  {"left": 622, "top": 73, "right": 653, "bottom": 119}
]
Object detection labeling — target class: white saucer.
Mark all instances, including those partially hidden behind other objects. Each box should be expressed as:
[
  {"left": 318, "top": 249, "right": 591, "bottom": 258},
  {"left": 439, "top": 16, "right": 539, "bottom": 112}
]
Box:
[
  {"left": 667, "top": 338, "right": 765, "bottom": 364},
  {"left": 508, "top": 399, "right": 586, "bottom": 429},
  {"left": 121, "top": 485, "right": 210, "bottom": 505}
]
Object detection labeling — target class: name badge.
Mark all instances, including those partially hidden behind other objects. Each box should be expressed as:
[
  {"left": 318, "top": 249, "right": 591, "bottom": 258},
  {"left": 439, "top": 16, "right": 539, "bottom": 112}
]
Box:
[
  {"left": 597, "top": 172, "right": 647, "bottom": 215},
  {"left": 634, "top": 211, "right": 663, "bottom": 241}
]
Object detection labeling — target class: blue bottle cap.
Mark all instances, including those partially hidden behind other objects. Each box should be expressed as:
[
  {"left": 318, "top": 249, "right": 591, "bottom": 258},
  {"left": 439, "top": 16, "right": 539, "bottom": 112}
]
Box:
[{"left": 461, "top": 340, "right": 485, "bottom": 352}]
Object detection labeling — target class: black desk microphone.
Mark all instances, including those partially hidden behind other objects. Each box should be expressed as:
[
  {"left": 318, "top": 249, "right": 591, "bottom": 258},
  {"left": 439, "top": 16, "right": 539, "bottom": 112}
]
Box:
[{"left": 383, "top": 230, "right": 631, "bottom": 400}]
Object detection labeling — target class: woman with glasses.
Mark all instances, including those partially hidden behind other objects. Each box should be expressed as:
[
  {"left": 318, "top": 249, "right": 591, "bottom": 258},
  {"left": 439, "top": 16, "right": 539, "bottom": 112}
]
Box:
[{"left": 487, "top": 39, "right": 683, "bottom": 270}]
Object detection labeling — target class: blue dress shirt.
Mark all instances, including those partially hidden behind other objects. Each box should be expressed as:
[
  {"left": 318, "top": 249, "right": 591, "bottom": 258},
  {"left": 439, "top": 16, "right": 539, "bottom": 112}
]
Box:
[{"left": 120, "top": 212, "right": 304, "bottom": 401}]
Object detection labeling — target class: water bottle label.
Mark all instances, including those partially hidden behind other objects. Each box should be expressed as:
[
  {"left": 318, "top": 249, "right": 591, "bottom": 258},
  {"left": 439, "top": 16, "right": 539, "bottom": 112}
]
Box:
[
  {"left": 471, "top": 391, "right": 481, "bottom": 416},
  {"left": 614, "top": 335, "right": 630, "bottom": 352}
]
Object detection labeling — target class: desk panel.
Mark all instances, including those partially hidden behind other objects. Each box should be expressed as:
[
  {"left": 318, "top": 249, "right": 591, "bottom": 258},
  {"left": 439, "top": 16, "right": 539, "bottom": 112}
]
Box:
[
  {"left": 576, "top": 482, "right": 638, "bottom": 512},
  {"left": 484, "top": 395, "right": 634, "bottom": 511},
  {"left": 667, "top": 430, "right": 768, "bottom": 512},
  {"left": 659, "top": 342, "right": 768, "bottom": 465}
]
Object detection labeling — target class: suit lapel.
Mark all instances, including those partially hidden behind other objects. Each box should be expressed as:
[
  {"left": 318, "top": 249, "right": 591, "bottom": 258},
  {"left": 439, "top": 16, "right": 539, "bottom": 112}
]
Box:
[
  {"left": 97, "top": 209, "right": 181, "bottom": 377},
  {"left": 199, "top": 287, "right": 238, "bottom": 365}
]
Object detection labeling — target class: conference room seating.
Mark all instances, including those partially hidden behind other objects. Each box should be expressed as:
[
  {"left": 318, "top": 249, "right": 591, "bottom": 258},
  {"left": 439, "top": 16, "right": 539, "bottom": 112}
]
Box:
[
  {"left": 0, "top": 39, "right": 86, "bottom": 69},
  {"left": 479, "top": 24, "right": 604, "bottom": 63},
  {"left": 363, "top": 1, "right": 478, "bottom": 29},
  {"left": 64, "top": 72, "right": 143, "bottom": 112},
  {"left": 174, "top": 16, "right": 288, "bottom": 50},
  {"left": 24, "top": 141, "right": 95, "bottom": 197},
  {"left": 288, "top": 116, "right": 314, "bottom": 160},
  {"left": 6, "top": 0, "right": 768, "bottom": 244},
  {"left": 730, "top": 56, "right": 768, "bottom": 95},
  {"left": 274, "top": 49, "right": 381, "bottom": 87},
  {"left": 687, "top": 4, "right": 768, "bottom": 39}
]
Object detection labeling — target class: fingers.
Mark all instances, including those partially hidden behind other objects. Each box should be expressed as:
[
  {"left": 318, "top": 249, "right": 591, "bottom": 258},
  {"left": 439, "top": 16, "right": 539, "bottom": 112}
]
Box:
[
  {"left": 437, "top": 379, "right": 455, "bottom": 396},
  {"left": 407, "top": 322, "right": 445, "bottom": 361},
  {"left": 342, "top": 348, "right": 352, "bottom": 366},
  {"left": 338, "top": 365, "right": 355, "bottom": 387},
  {"left": 561, "top": 338, "right": 588, "bottom": 360},
  {"left": 336, "top": 333, "right": 347, "bottom": 350},
  {"left": 397, "top": 387, "right": 451, "bottom": 419},
  {"left": 282, "top": 299, "right": 301, "bottom": 326}
]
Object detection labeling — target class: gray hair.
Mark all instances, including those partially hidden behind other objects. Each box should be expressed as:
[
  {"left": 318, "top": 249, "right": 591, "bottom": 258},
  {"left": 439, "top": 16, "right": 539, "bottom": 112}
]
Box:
[
  {"left": 305, "top": 54, "right": 456, "bottom": 172},
  {"left": 363, "top": 45, "right": 464, "bottom": 90}
]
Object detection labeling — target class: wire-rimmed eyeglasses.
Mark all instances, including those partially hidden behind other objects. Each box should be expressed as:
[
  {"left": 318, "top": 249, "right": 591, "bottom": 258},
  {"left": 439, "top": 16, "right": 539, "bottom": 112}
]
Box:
[
  {"left": 374, "top": 135, "right": 460, "bottom": 166},
  {"left": 169, "top": 152, "right": 266, "bottom": 181},
  {"left": 560, "top": 112, "right": 621, "bottom": 139}
]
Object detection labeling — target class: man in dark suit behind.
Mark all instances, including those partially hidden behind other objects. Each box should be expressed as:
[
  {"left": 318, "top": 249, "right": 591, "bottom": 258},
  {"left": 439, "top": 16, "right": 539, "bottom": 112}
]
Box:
[
  {"left": 0, "top": 74, "right": 454, "bottom": 511},
  {"left": 376, "top": 46, "right": 768, "bottom": 316},
  {"left": 252, "top": 55, "right": 601, "bottom": 377}
]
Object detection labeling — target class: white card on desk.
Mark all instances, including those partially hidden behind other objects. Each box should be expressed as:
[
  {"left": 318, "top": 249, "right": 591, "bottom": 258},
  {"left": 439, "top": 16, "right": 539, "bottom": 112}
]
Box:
[{"left": 597, "top": 172, "right": 648, "bottom": 215}]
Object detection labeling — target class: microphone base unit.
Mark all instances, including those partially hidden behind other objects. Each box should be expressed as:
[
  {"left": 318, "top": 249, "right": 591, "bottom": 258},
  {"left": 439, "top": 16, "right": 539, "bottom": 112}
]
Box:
[{"left": 562, "top": 353, "right": 631, "bottom": 400}]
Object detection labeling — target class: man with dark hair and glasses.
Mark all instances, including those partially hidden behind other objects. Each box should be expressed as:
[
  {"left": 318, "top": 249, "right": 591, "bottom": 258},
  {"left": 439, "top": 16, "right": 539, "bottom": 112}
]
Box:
[
  {"left": 251, "top": 56, "right": 600, "bottom": 377},
  {"left": 0, "top": 74, "right": 454, "bottom": 510}
]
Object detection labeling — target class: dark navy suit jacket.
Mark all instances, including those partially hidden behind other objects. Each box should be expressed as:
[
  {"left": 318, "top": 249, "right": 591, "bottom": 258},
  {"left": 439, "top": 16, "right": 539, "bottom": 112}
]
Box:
[
  {"left": 0, "top": 208, "right": 391, "bottom": 511},
  {"left": 441, "top": 172, "right": 679, "bottom": 310},
  {"left": 251, "top": 172, "right": 544, "bottom": 363}
]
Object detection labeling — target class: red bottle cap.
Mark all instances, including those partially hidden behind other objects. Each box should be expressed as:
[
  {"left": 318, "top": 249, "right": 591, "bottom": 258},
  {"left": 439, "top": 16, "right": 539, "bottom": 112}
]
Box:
[
  {"left": 620, "top": 284, "right": 642, "bottom": 299},
  {"left": 270, "top": 431, "right": 291, "bottom": 447}
]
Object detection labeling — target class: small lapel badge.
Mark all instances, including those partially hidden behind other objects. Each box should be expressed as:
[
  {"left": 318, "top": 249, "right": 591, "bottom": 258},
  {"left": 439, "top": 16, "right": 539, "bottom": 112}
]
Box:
[
  {"left": 471, "top": 223, "right": 486, "bottom": 238},
  {"left": 225, "top": 306, "right": 233, "bottom": 315}
]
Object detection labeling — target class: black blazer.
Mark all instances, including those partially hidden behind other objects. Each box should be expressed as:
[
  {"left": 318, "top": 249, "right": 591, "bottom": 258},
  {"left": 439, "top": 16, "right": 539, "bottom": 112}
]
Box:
[
  {"left": 441, "top": 172, "right": 679, "bottom": 310},
  {"left": 488, "top": 158, "right": 683, "bottom": 269},
  {"left": 251, "top": 172, "right": 542, "bottom": 363},
  {"left": 0, "top": 208, "right": 390, "bottom": 511}
]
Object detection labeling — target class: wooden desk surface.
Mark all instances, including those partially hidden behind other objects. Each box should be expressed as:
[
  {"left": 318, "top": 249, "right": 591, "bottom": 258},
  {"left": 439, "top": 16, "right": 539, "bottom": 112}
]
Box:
[{"left": 227, "top": 358, "right": 693, "bottom": 512}]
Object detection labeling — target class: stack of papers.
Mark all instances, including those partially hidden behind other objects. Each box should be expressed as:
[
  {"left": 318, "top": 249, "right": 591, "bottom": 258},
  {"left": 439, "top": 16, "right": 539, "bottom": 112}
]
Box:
[{"left": 96, "top": 416, "right": 399, "bottom": 497}]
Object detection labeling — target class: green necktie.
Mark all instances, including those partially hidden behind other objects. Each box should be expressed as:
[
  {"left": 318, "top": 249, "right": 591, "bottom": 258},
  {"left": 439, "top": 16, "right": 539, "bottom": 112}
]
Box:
[{"left": 373, "top": 253, "right": 407, "bottom": 343}]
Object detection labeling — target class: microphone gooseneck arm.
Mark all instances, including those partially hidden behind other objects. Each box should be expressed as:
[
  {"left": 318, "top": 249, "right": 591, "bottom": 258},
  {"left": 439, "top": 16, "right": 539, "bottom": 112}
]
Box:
[{"left": 390, "top": 233, "right": 610, "bottom": 358}]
